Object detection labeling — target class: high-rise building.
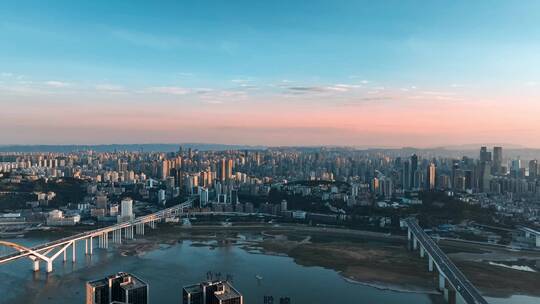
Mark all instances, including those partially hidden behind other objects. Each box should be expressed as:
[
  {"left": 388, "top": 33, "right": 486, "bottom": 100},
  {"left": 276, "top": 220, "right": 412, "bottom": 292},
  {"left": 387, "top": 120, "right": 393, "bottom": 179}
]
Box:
[
  {"left": 200, "top": 187, "right": 209, "bottom": 207},
  {"left": 379, "top": 176, "right": 393, "bottom": 198},
  {"left": 96, "top": 193, "right": 108, "bottom": 209},
  {"left": 426, "top": 163, "right": 436, "bottom": 190},
  {"left": 161, "top": 159, "right": 170, "bottom": 180},
  {"left": 479, "top": 162, "right": 491, "bottom": 193},
  {"left": 529, "top": 160, "right": 538, "bottom": 179},
  {"left": 183, "top": 280, "right": 243, "bottom": 304},
  {"left": 226, "top": 159, "right": 233, "bottom": 180},
  {"left": 117, "top": 198, "right": 134, "bottom": 223},
  {"left": 402, "top": 160, "right": 410, "bottom": 190},
  {"left": 230, "top": 189, "right": 239, "bottom": 205},
  {"left": 410, "top": 154, "right": 418, "bottom": 189},
  {"left": 480, "top": 146, "right": 492, "bottom": 163},
  {"left": 413, "top": 168, "right": 423, "bottom": 190},
  {"left": 493, "top": 146, "right": 503, "bottom": 174},
  {"left": 479, "top": 147, "right": 493, "bottom": 193},
  {"left": 218, "top": 159, "right": 227, "bottom": 182},
  {"left": 121, "top": 198, "right": 133, "bottom": 217},
  {"left": 511, "top": 159, "right": 522, "bottom": 177},
  {"left": 86, "top": 272, "right": 148, "bottom": 304}
]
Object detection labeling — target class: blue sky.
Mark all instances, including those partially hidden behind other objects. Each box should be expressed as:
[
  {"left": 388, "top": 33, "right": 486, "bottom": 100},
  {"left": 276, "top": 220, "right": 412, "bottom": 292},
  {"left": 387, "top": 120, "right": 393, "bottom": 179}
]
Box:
[
  {"left": 2, "top": 1, "right": 539, "bottom": 88},
  {"left": 1, "top": 1, "right": 540, "bottom": 146}
]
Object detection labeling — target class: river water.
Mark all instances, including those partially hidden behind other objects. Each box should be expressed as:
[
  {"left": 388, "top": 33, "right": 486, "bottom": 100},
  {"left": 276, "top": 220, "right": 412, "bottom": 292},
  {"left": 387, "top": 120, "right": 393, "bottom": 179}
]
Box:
[{"left": 0, "top": 234, "right": 537, "bottom": 304}]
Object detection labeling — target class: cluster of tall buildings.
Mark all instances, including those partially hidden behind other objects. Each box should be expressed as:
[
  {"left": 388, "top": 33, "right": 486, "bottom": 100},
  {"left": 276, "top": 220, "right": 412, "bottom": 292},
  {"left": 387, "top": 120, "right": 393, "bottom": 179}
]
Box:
[
  {"left": 86, "top": 272, "right": 244, "bottom": 304},
  {"left": 86, "top": 272, "right": 148, "bottom": 304},
  {"left": 2, "top": 145, "right": 540, "bottom": 212}
]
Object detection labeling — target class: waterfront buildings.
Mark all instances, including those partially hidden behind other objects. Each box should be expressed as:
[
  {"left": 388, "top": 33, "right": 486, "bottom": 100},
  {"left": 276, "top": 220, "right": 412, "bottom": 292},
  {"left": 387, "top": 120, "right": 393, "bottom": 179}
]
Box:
[
  {"left": 117, "top": 198, "right": 134, "bottom": 223},
  {"left": 182, "top": 280, "right": 243, "bottom": 304},
  {"left": 86, "top": 272, "right": 148, "bottom": 304}
]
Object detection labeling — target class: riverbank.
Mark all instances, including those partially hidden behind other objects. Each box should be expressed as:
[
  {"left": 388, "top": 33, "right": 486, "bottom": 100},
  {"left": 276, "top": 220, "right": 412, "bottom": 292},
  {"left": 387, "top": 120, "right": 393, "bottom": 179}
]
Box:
[
  {"left": 152, "top": 224, "right": 540, "bottom": 298},
  {"left": 22, "top": 223, "right": 540, "bottom": 298}
]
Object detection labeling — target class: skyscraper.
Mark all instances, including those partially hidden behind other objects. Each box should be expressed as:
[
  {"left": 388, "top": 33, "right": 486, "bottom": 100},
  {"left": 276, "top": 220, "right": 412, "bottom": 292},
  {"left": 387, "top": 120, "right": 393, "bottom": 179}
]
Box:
[
  {"left": 117, "top": 198, "right": 134, "bottom": 223},
  {"left": 479, "top": 147, "right": 492, "bottom": 193},
  {"left": 480, "top": 146, "right": 492, "bottom": 163},
  {"left": 426, "top": 163, "right": 436, "bottom": 190},
  {"left": 410, "top": 154, "right": 418, "bottom": 190},
  {"left": 86, "top": 272, "right": 148, "bottom": 304},
  {"left": 218, "top": 159, "right": 227, "bottom": 182},
  {"left": 183, "top": 280, "right": 243, "bottom": 304},
  {"left": 402, "top": 160, "right": 410, "bottom": 190},
  {"left": 226, "top": 159, "right": 233, "bottom": 180},
  {"left": 529, "top": 160, "right": 538, "bottom": 179},
  {"left": 493, "top": 146, "right": 503, "bottom": 174},
  {"left": 161, "top": 159, "right": 169, "bottom": 180},
  {"left": 479, "top": 162, "right": 491, "bottom": 193}
]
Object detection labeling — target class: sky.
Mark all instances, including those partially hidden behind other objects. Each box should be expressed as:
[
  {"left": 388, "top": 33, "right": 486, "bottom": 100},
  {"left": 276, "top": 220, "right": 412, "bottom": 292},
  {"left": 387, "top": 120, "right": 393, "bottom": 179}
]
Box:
[{"left": 1, "top": 1, "right": 540, "bottom": 147}]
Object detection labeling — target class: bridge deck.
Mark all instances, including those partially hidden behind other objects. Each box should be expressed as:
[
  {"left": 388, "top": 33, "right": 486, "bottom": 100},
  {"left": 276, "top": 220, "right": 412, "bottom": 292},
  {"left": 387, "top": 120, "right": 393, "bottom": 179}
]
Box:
[
  {"left": 0, "top": 199, "right": 193, "bottom": 264},
  {"left": 405, "top": 218, "right": 488, "bottom": 304}
]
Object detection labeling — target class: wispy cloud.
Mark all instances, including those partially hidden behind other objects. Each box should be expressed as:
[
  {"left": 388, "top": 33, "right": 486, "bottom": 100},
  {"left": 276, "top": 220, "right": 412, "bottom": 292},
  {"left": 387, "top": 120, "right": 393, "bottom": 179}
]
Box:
[
  {"left": 286, "top": 83, "right": 360, "bottom": 94},
  {"left": 147, "top": 86, "right": 190, "bottom": 95},
  {"left": 95, "top": 84, "right": 126, "bottom": 92},
  {"left": 45, "top": 81, "right": 69, "bottom": 88}
]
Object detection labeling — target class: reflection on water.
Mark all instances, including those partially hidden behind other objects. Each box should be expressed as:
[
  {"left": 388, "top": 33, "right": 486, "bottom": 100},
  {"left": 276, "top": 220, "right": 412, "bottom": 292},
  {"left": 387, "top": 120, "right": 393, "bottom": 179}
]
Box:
[
  {"left": 0, "top": 235, "right": 437, "bottom": 304},
  {"left": 0, "top": 235, "right": 534, "bottom": 304}
]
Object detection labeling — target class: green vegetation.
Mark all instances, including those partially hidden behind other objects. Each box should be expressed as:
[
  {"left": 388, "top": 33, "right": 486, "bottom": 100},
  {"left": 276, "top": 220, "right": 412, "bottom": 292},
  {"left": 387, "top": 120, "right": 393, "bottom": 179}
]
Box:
[
  {"left": 414, "top": 191, "right": 500, "bottom": 227},
  {"left": 0, "top": 177, "right": 86, "bottom": 210}
]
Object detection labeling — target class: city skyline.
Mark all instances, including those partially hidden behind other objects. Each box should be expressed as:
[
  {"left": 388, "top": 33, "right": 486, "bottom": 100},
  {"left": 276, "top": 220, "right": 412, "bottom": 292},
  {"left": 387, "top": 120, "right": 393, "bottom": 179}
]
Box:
[{"left": 2, "top": 1, "right": 540, "bottom": 146}]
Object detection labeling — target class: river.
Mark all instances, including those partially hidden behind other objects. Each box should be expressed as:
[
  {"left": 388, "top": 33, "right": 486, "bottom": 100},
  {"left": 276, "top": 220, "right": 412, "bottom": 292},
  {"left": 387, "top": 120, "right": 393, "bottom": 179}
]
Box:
[{"left": 0, "top": 234, "right": 536, "bottom": 304}]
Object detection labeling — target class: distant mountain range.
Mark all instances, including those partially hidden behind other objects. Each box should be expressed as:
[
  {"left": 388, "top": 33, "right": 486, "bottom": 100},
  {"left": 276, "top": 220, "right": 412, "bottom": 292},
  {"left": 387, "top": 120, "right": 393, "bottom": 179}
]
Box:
[
  {"left": 1, "top": 143, "right": 539, "bottom": 159},
  {"left": 430, "top": 143, "right": 529, "bottom": 150},
  {"left": 0, "top": 143, "right": 266, "bottom": 153}
]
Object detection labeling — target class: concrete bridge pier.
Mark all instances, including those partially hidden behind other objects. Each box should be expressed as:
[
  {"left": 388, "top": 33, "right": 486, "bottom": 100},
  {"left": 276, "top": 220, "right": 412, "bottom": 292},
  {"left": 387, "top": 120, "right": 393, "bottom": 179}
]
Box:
[
  {"left": 438, "top": 272, "right": 446, "bottom": 291},
  {"left": 420, "top": 246, "right": 425, "bottom": 258},
  {"left": 125, "top": 226, "right": 134, "bottom": 239},
  {"left": 46, "top": 260, "right": 53, "bottom": 273},
  {"left": 112, "top": 229, "right": 121, "bottom": 244},
  {"left": 413, "top": 236, "right": 418, "bottom": 250},
  {"left": 89, "top": 237, "right": 93, "bottom": 255},
  {"left": 72, "top": 241, "right": 76, "bottom": 263},
  {"left": 31, "top": 256, "right": 39, "bottom": 272},
  {"left": 428, "top": 255, "right": 434, "bottom": 272},
  {"left": 63, "top": 248, "right": 67, "bottom": 262},
  {"left": 136, "top": 223, "right": 145, "bottom": 235}
]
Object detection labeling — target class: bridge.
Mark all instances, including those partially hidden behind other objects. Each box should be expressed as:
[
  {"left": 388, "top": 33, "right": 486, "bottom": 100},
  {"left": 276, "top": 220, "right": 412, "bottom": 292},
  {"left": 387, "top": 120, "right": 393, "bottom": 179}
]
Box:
[
  {"left": 0, "top": 198, "right": 194, "bottom": 273},
  {"left": 517, "top": 226, "right": 540, "bottom": 248},
  {"left": 404, "top": 218, "right": 488, "bottom": 304}
]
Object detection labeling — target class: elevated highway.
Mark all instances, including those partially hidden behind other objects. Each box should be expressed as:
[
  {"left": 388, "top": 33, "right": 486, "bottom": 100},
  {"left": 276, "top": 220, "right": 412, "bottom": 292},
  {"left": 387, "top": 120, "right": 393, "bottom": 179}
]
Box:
[{"left": 405, "top": 218, "right": 488, "bottom": 304}]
